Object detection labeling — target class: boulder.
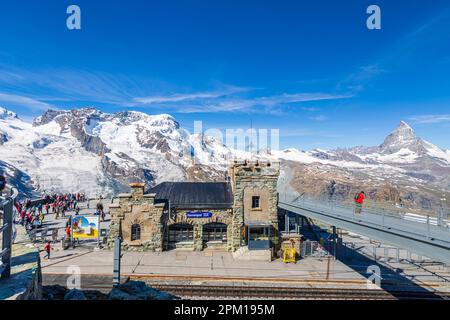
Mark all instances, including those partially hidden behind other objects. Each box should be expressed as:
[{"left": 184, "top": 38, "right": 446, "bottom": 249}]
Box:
[
  {"left": 108, "top": 280, "right": 176, "bottom": 300},
  {"left": 64, "top": 289, "right": 87, "bottom": 300},
  {"left": 42, "top": 285, "right": 67, "bottom": 300}
]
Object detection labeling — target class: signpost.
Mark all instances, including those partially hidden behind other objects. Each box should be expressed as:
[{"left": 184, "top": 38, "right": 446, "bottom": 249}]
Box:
[
  {"left": 71, "top": 215, "right": 100, "bottom": 240},
  {"left": 186, "top": 211, "right": 212, "bottom": 219},
  {"left": 113, "top": 238, "right": 121, "bottom": 286}
]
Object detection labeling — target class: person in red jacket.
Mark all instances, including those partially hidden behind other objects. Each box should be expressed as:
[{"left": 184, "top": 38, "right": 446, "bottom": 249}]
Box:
[
  {"left": 65, "top": 225, "right": 71, "bottom": 238},
  {"left": 354, "top": 191, "right": 365, "bottom": 214},
  {"left": 43, "top": 241, "right": 52, "bottom": 260}
]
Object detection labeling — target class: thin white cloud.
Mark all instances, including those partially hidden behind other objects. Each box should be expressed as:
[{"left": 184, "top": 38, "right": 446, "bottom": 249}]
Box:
[
  {"left": 309, "top": 115, "right": 328, "bottom": 122},
  {"left": 410, "top": 114, "right": 450, "bottom": 124},
  {"left": 0, "top": 65, "right": 160, "bottom": 107},
  {"left": 337, "top": 64, "right": 386, "bottom": 93},
  {"left": 0, "top": 64, "right": 352, "bottom": 114},
  {"left": 148, "top": 92, "right": 352, "bottom": 113},
  {"left": 134, "top": 93, "right": 225, "bottom": 104},
  {"left": 0, "top": 92, "right": 53, "bottom": 111},
  {"left": 134, "top": 86, "right": 252, "bottom": 105},
  {"left": 257, "top": 93, "right": 352, "bottom": 106}
]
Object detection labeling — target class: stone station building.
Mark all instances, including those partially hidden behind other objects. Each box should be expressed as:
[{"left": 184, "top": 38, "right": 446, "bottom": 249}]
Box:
[{"left": 107, "top": 161, "right": 280, "bottom": 256}]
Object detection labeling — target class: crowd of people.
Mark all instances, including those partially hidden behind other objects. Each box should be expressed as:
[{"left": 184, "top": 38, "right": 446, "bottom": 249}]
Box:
[
  {"left": 14, "top": 192, "right": 87, "bottom": 232},
  {"left": 13, "top": 192, "right": 91, "bottom": 260}
]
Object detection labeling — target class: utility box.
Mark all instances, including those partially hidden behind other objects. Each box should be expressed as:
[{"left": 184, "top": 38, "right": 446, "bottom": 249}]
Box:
[
  {"left": 281, "top": 234, "right": 301, "bottom": 256},
  {"left": 62, "top": 237, "right": 71, "bottom": 250}
]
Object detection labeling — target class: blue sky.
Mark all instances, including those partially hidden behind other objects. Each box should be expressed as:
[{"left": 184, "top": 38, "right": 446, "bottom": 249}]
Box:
[{"left": 0, "top": 0, "right": 450, "bottom": 150}]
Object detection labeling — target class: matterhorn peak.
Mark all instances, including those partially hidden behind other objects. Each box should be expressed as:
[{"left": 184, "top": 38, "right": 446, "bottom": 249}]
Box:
[
  {"left": 392, "top": 120, "right": 416, "bottom": 139},
  {"left": 390, "top": 120, "right": 415, "bottom": 137},
  {"left": 0, "top": 107, "right": 18, "bottom": 120},
  {"left": 398, "top": 120, "right": 413, "bottom": 130},
  {"left": 380, "top": 120, "right": 421, "bottom": 154}
]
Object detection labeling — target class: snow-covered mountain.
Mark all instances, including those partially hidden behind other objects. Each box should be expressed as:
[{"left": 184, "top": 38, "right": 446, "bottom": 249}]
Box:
[
  {"left": 0, "top": 107, "right": 232, "bottom": 196},
  {"left": 0, "top": 106, "right": 449, "bottom": 211},
  {"left": 273, "top": 121, "right": 450, "bottom": 211}
]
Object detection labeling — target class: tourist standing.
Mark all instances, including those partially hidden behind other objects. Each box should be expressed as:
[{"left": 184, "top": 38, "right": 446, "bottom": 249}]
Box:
[{"left": 354, "top": 191, "right": 365, "bottom": 214}]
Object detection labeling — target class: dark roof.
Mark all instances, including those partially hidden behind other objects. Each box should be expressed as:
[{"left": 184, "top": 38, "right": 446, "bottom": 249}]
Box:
[{"left": 149, "top": 182, "right": 234, "bottom": 209}]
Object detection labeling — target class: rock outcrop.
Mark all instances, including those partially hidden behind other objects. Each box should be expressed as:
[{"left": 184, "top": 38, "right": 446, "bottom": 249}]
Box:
[{"left": 42, "top": 280, "right": 178, "bottom": 300}]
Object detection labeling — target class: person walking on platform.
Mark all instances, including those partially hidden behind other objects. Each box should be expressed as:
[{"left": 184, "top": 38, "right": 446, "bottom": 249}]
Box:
[
  {"left": 96, "top": 202, "right": 104, "bottom": 213},
  {"left": 354, "top": 191, "right": 365, "bottom": 214},
  {"left": 43, "top": 241, "right": 52, "bottom": 260}
]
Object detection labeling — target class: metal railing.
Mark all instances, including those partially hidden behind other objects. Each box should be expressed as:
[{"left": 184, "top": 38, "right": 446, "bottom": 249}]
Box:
[
  {"left": 280, "top": 194, "right": 450, "bottom": 245},
  {"left": 300, "top": 240, "right": 332, "bottom": 258},
  {"left": 283, "top": 191, "right": 436, "bottom": 213},
  {"left": 0, "top": 185, "right": 19, "bottom": 280},
  {"left": 281, "top": 192, "right": 450, "bottom": 232}
]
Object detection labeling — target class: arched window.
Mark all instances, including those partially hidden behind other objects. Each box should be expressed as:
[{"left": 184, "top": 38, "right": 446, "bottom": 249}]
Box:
[
  {"left": 131, "top": 224, "right": 141, "bottom": 241},
  {"left": 203, "top": 223, "right": 227, "bottom": 242}
]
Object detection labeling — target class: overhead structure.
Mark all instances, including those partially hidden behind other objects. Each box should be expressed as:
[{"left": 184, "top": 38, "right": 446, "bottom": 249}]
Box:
[{"left": 279, "top": 197, "right": 450, "bottom": 264}]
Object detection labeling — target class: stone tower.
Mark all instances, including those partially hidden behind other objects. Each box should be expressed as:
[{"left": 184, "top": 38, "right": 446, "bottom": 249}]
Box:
[
  {"left": 228, "top": 160, "right": 280, "bottom": 251},
  {"left": 107, "top": 183, "right": 166, "bottom": 251}
]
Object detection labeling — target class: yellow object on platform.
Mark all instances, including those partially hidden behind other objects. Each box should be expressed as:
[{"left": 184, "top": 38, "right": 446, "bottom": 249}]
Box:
[{"left": 282, "top": 248, "right": 297, "bottom": 263}]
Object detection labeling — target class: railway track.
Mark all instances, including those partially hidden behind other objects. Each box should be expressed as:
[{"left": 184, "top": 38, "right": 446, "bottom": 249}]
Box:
[
  {"left": 42, "top": 273, "right": 450, "bottom": 300},
  {"left": 149, "top": 284, "right": 448, "bottom": 300}
]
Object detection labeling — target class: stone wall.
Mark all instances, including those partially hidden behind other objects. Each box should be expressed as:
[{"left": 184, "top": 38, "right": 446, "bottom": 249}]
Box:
[
  {"left": 0, "top": 225, "right": 42, "bottom": 300},
  {"left": 229, "top": 160, "right": 280, "bottom": 251},
  {"left": 107, "top": 162, "right": 281, "bottom": 253},
  {"left": 107, "top": 183, "right": 166, "bottom": 251},
  {"left": 167, "top": 208, "right": 233, "bottom": 251}
]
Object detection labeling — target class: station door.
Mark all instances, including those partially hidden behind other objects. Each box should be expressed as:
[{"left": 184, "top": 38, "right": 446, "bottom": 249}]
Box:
[
  {"left": 168, "top": 223, "right": 194, "bottom": 245},
  {"left": 202, "top": 222, "right": 227, "bottom": 243}
]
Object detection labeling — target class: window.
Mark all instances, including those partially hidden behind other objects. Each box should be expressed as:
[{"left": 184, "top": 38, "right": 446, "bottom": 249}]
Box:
[
  {"left": 131, "top": 224, "right": 141, "bottom": 241},
  {"left": 251, "top": 196, "right": 260, "bottom": 209},
  {"left": 203, "top": 223, "right": 227, "bottom": 242},
  {"left": 249, "top": 227, "right": 270, "bottom": 241},
  {"left": 168, "top": 223, "right": 194, "bottom": 243}
]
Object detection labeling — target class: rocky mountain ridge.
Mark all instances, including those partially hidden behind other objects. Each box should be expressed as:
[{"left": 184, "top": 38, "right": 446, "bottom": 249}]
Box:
[{"left": 0, "top": 106, "right": 449, "bottom": 212}]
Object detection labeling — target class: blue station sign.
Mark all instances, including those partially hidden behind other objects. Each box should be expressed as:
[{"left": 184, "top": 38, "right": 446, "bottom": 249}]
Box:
[{"left": 186, "top": 211, "right": 213, "bottom": 218}]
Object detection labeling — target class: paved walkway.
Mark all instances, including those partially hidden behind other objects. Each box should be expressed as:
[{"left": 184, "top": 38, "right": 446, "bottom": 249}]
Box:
[
  {"left": 40, "top": 246, "right": 450, "bottom": 294},
  {"left": 41, "top": 249, "right": 361, "bottom": 280},
  {"left": 36, "top": 199, "right": 450, "bottom": 294}
]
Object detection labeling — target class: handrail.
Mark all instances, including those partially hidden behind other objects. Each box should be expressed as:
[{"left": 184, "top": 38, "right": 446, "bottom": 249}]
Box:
[
  {"left": 279, "top": 198, "right": 450, "bottom": 247},
  {"left": 0, "top": 185, "right": 18, "bottom": 205},
  {"left": 280, "top": 200, "right": 445, "bottom": 242},
  {"left": 281, "top": 193, "right": 449, "bottom": 228},
  {"left": 0, "top": 184, "right": 19, "bottom": 280}
]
